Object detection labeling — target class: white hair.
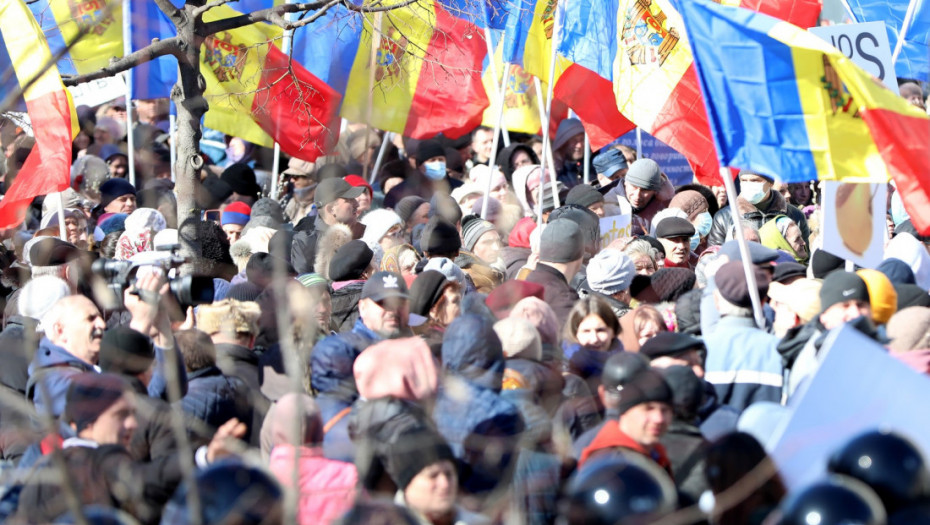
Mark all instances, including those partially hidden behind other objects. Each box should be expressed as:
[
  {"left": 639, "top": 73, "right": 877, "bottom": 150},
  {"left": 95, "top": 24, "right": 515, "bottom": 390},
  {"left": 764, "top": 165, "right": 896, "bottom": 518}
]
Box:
[{"left": 714, "top": 289, "right": 753, "bottom": 318}]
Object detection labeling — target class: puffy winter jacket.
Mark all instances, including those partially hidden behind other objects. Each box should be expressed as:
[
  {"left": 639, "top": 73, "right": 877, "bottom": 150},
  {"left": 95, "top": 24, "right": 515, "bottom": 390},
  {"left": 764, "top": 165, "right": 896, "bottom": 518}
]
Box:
[
  {"left": 707, "top": 191, "right": 809, "bottom": 247},
  {"left": 27, "top": 338, "right": 96, "bottom": 418},
  {"left": 181, "top": 366, "right": 253, "bottom": 446},
  {"left": 268, "top": 444, "right": 358, "bottom": 525}
]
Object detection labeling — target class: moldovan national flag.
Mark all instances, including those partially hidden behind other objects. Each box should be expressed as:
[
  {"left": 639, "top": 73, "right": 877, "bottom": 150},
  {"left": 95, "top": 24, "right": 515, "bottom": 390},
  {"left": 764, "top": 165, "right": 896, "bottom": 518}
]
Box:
[
  {"left": 845, "top": 0, "right": 930, "bottom": 81},
  {"left": 201, "top": 5, "right": 341, "bottom": 162},
  {"left": 0, "top": 0, "right": 79, "bottom": 228},
  {"left": 340, "top": 0, "right": 489, "bottom": 139},
  {"left": 482, "top": 39, "right": 545, "bottom": 134},
  {"left": 28, "top": 0, "right": 123, "bottom": 76},
  {"left": 503, "top": 0, "right": 633, "bottom": 149},
  {"left": 680, "top": 0, "right": 930, "bottom": 233},
  {"left": 614, "top": 0, "right": 821, "bottom": 185}
]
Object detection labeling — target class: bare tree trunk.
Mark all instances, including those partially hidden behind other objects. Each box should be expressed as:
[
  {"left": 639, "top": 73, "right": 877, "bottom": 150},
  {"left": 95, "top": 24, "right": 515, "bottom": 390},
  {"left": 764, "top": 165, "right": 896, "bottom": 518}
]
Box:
[{"left": 173, "top": 17, "right": 207, "bottom": 275}]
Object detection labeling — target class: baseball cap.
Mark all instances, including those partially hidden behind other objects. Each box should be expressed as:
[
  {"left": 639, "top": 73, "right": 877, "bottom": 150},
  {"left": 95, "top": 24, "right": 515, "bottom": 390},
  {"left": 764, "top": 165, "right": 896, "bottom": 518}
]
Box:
[
  {"left": 316, "top": 178, "right": 365, "bottom": 206},
  {"left": 362, "top": 271, "right": 409, "bottom": 302}
]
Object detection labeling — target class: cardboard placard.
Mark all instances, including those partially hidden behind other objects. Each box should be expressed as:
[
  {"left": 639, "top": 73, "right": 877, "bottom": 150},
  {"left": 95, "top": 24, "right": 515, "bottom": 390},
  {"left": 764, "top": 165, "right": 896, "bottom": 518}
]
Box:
[
  {"left": 810, "top": 22, "right": 898, "bottom": 94},
  {"left": 820, "top": 181, "right": 887, "bottom": 268}
]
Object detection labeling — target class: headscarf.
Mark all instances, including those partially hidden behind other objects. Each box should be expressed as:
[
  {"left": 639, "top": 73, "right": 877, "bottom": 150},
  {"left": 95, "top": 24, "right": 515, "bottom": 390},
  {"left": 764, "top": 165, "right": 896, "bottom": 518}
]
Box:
[
  {"left": 380, "top": 243, "right": 420, "bottom": 274},
  {"left": 115, "top": 208, "right": 167, "bottom": 260},
  {"left": 759, "top": 214, "right": 806, "bottom": 263}
]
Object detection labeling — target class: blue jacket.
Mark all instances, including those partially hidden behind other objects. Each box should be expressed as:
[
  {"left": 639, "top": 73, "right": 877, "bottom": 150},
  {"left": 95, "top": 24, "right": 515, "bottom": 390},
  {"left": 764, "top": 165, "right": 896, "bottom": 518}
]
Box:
[
  {"left": 311, "top": 318, "right": 381, "bottom": 462},
  {"left": 27, "top": 338, "right": 96, "bottom": 418},
  {"left": 703, "top": 316, "right": 783, "bottom": 412},
  {"left": 181, "top": 366, "right": 252, "bottom": 445},
  {"left": 434, "top": 315, "right": 525, "bottom": 496}
]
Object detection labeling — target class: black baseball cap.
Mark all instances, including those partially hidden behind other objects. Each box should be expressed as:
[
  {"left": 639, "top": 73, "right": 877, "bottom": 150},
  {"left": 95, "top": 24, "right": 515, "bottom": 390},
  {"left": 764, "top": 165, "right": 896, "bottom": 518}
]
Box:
[{"left": 362, "top": 271, "right": 409, "bottom": 302}]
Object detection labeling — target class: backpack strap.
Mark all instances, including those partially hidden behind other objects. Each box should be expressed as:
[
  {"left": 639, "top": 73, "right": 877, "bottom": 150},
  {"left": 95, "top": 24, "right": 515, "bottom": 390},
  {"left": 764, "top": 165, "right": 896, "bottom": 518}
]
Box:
[{"left": 323, "top": 406, "right": 352, "bottom": 434}]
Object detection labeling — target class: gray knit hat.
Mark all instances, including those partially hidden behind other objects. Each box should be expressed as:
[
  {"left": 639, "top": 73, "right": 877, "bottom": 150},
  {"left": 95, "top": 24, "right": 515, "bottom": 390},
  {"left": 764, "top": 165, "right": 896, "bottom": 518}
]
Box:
[
  {"left": 461, "top": 215, "right": 496, "bottom": 252},
  {"left": 539, "top": 219, "right": 584, "bottom": 263},
  {"left": 625, "top": 159, "right": 663, "bottom": 192},
  {"left": 586, "top": 249, "right": 635, "bottom": 295},
  {"left": 566, "top": 184, "right": 605, "bottom": 209}
]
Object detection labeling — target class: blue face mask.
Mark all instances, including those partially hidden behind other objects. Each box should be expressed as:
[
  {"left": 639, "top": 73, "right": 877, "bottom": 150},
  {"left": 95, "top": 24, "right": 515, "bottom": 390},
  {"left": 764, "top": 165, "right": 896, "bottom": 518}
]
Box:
[
  {"left": 740, "top": 181, "right": 768, "bottom": 205},
  {"left": 891, "top": 190, "right": 909, "bottom": 226},
  {"left": 690, "top": 233, "right": 701, "bottom": 251},
  {"left": 694, "top": 211, "right": 713, "bottom": 237},
  {"left": 424, "top": 161, "right": 446, "bottom": 181}
]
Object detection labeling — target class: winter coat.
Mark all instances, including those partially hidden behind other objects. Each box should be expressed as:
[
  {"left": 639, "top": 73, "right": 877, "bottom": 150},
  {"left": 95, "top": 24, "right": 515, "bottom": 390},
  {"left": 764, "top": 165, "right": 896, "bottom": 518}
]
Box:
[
  {"left": 27, "top": 338, "right": 96, "bottom": 418},
  {"left": 330, "top": 281, "right": 364, "bottom": 332},
  {"left": 434, "top": 315, "right": 525, "bottom": 497},
  {"left": 122, "top": 376, "right": 177, "bottom": 463},
  {"left": 707, "top": 191, "right": 809, "bottom": 247},
  {"left": 564, "top": 341, "right": 624, "bottom": 409},
  {"left": 501, "top": 246, "right": 531, "bottom": 281},
  {"left": 525, "top": 263, "right": 580, "bottom": 328},
  {"left": 578, "top": 422, "right": 672, "bottom": 476},
  {"left": 661, "top": 420, "right": 709, "bottom": 501},
  {"left": 215, "top": 343, "right": 270, "bottom": 446},
  {"left": 267, "top": 444, "right": 358, "bottom": 525},
  {"left": 0, "top": 315, "right": 38, "bottom": 397},
  {"left": 290, "top": 214, "right": 329, "bottom": 274},
  {"left": 181, "top": 365, "right": 253, "bottom": 447},
  {"left": 697, "top": 381, "right": 740, "bottom": 441},
  {"left": 776, "top": 319, "right": 825, "bottom": 401},
  {"left": 703, "top": 316, "right": 783, "bottom": 412},
  {"left": 0, "top": 317, "right": 40, "bottom": 464},
  {"left": 394, "top": 492, "right": 491, "bottom": 525},
  {"left": 15, "top": 440, "right": 183, "bottom": 525},
  {"left": 558, "top": 372, "right": 602, "bottom": 441}
]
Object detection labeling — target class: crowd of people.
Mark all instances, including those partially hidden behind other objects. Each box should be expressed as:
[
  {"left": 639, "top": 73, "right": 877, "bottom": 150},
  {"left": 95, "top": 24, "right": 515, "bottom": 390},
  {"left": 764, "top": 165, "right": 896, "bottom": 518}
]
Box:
[{"left": 0, "top": 87, "right": 929, "bottom": 525}]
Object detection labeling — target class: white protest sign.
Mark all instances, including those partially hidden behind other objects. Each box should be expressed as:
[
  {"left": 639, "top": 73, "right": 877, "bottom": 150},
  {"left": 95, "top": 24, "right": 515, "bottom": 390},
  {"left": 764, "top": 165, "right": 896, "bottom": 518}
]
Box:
[
  {"left": 810, "top": 22, "right": 898, "bottom": 94},
  {"left": 770, "top": 325, "right": 930, "bottom": 489},
  {"left": 68, "top": 74, "right": 126, "bottom": 108},
  {"left": 821, "top": 181, "right": 887, "bottom": 268},
  {"left": 600, "top": 213, "right": 633, "bottom": 246}
]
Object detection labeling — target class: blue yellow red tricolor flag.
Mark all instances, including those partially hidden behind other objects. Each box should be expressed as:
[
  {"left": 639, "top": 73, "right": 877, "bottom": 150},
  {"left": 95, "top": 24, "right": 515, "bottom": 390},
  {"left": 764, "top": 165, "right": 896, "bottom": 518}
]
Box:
[
  {"left": 340, "top": 0, "right": 489, "bottom": 139},
  {"left": 201, "top": 5, "right": 342, "bottom": 162},
  {"left": 0, "top": 0, "right": 79, "bottom": 228},
  {"left": 613, "top": 0, "right": 821, "bottom": 184},
  {"left": 679, "top": 0, "right": 930, "bottom": 234}
]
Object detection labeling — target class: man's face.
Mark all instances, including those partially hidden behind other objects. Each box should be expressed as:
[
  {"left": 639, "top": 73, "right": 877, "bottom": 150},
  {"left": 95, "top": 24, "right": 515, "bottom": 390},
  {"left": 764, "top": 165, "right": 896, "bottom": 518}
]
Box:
[
  {"left": 561, "top": 133, "right": 586, "bottom": 161},
  {"left": 105, "top": 194, "right": 136, "bottom": 215},
  {"left": 473, "top": 230, "right": 502, "bottom": 265},
  {"left": 359, "top": 297, "right": 409, "bottom": 338},
  {"left": 901, "top": 83, "right": 926, "bottom": 111},
  {"left": 618, "top": 401, "right": 672, "bottom": 447},
  {"left": 739, "top": 173, "right": 773, "bottom": 202},
  {"left": 107, "top": 155, "right": 129, "bottom": 179},
  {"left": 659, "top": 236, "right": 690, "bottom": 264},
  {"left": 331, "top": 197, "right": 358, "bottom": 224},
  {"left": 625, "top": 182, "right": 656, "bottom": 210},
  {"left": 410, "top": 203, "right": 431, "bottom": 228},
  {"left": 64, "top": 216, "right": 88, "bottom": 247},
  {"left": 588, "top": 201, "right": 605, "bottom": 218},
  {"left": 472, "top": 129, "right": 494, "bottom": 162},
  {"left": 820, "top": 299, "right": 871, "bottom": 330},
  {"left": 223, "top": 223, "right": 244, "bottom": 244},
  {"left": 85, "top": 393, "right": 137, "bottom": 448},
  {"left": 57, "top": 296, "right": 106, "bottom": 365},
  {"left": 771, "top": 299, "right": 801, "bottom": 338}
]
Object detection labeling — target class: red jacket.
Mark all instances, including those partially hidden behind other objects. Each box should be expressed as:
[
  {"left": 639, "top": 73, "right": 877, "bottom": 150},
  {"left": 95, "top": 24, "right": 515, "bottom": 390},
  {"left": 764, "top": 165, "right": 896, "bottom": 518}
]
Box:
[{"left": 578, "top": 422, "right": 673, "bottom": 478}]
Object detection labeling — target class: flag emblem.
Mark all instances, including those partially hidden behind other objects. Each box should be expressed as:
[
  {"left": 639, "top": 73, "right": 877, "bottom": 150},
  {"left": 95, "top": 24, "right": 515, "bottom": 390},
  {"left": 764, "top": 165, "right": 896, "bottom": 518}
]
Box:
[{"left": 621, "top": 0, "right": 680, "bottom": 67}]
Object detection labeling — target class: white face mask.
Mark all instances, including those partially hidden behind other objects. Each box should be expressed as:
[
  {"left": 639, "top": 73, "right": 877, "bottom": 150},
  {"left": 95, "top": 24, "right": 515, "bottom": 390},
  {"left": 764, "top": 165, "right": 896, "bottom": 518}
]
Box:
[{"left": 740, "top": 181, "right": 768, "bottom": 205}]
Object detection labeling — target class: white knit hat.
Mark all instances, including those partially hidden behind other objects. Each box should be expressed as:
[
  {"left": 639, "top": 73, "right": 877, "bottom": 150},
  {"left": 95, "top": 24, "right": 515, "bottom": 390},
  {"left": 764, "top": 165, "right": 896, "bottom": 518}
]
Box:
[{"left": 361, "top": 209, "right": 403, "bottom": 246}]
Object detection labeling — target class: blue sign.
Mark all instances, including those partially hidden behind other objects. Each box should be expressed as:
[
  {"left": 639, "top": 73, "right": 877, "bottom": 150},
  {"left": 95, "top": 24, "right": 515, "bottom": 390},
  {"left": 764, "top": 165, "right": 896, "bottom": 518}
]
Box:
[{"left": 614, "top": 129, "right": 694, "bottom": 187}]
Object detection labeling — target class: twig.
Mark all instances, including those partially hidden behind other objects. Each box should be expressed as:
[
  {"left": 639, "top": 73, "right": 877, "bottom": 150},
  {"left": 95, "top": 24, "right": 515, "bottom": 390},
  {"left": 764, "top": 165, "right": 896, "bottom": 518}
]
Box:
[{"left": 61, "top": 37, "right": 182, "bottom": 87}]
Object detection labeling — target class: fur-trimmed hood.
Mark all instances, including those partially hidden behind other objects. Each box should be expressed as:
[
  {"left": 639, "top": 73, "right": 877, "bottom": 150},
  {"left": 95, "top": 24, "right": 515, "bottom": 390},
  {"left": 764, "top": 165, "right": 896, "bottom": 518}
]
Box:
[{"left": 314, "top": 224, "right": 353, "bottom": 280}]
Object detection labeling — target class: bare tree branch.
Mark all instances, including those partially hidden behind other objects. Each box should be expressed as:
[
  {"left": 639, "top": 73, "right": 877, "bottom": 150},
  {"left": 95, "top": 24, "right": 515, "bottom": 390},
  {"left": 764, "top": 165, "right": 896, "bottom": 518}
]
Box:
[
  {"left": 191, "top": 0, "right": 241, "bottom": 20},
  {"left": 154, "top": 0, "right": 186, "bottom": 24},
  {"left": 197, "top": 0, "right": 418, "bottom": 36},
  {"left": 61, "top": 37, "right": 182, "bottom": 87}
]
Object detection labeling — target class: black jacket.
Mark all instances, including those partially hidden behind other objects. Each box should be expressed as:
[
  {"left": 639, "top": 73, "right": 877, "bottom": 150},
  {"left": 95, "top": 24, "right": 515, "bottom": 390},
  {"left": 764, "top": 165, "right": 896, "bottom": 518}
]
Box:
[
  {"left": 525, "top": 263, "right": 580, "bottom": 328},
  {"left": 214, "top": 343, "right": 270, "bottom": 446},
  {"left": 123, "top": 376, "right": 177, "bottom": 463},
  {"left": 181, "top": 365, "right": 253, "bottom": 447},
  {"left": 330, "top": 281, "right": 364, "bottom": 333},
  {"left": 707, "top": 191, "right": 810, "bottom": 247},
  {"left": 661, "top": 420, "right": 709, "bottom": 501}
]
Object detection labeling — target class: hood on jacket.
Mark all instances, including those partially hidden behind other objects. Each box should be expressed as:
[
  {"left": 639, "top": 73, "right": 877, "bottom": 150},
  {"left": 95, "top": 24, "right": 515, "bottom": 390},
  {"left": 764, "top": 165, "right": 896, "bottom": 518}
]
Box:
[
  {"left": 30, "top": 337, "right": 93, "bottom": 374},
  {"left": 310, "top": 335, "right": 361, "bottom": 397},
  {"left": 497, "top": 143, "right": 539, "bottom": 182},
  {"left": 441, "top": 314, "right": 505, "bottom": 391},
  {"left": 508, "top": 217, "right": 537, "bottom": 249},
  {"left": 886, "top": 233, "right": 930, "bottom": 291}
]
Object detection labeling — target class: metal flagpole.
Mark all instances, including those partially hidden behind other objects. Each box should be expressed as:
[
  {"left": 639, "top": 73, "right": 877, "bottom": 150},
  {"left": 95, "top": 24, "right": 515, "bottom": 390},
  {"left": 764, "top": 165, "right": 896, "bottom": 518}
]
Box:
[
  {"left": 57, "top": 192, "right": 67, "bottom": 240},
  {"left": 720, "top": 167, "right": 766, "bottom": 329},
  {"left": 537, "top": 2, "right": 564, "bottom": 213},
  {"left": 169, "top": 114, "right": 177, "bottom": 182},
  {"left": 635, "top": 126, "right": 643, "bottom": 159},
  {"left": 122, "top": 0, "right": 136, "bottom": 187},
  {"left": 369, "top": 131, "right": 391, "bottom": 185},
  {"left": 583, "top": 131, "right": 590, "bottom": 185}
]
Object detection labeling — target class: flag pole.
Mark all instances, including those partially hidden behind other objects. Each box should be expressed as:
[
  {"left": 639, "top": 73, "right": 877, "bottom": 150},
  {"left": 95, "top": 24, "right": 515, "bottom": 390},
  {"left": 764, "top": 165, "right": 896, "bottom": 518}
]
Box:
[
  {"left": 369, "top": 131, "right": 391, "bottom": 185},
  {"left": 582, "top": 131, "right": 590, "bottom": 185},
  {"left": 57, "top": 192, "right": 67, "bottom": 241},
  {"left": 538, "top": 3, "right": 564, "bottom": 210},
  {"left": 482, "top": 56, "right": 511, "bottom": 219},
  {"left": 892, "top": 0, "right": 919, "bottom": 65},
  {"left": 122, "top": 0, "right": 136, "bottom": 188},
  {"left": 635, "top": 126, "right": 643, "bottom": 159},
  {"left": 484, "top": 28, "right": 511, "bottom": 148},
  {"left": 720, "top": 167, "right": 766, "bottom": 329},
  {"left": 169, "top": 113, "right": 177, "bottom": 182}
]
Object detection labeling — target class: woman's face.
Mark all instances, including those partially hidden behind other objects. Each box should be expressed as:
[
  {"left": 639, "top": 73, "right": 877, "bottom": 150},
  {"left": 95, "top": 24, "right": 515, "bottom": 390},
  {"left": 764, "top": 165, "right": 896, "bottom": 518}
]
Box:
[
  {"left": 379, "top": 225, "right": 403, "bottom": 252},
  {"left": 785, "top": 222, "right": 808, "bottom": 260},
  {"left": 433, "top": 285, "right": 462, "bottom": 326},
  {"left": 73, "top": 131, "right": 91, "bottom": 152},
  {"left": 631, "top": 254, "right": 657, "bottom": 276},
  {"left": 355, "top": 191, "right": 372, "bottom": 216},
  {"left": 789, "top": 183, "right": 812, "bottom": 206},
  {"left": 576, "top": 314, "right": 616, "bottom": 352},
  {"left": 404, "top": 460, "right": 458, "bottom": 520},
  {"left": 637, "top": 320, "right": 661, "bottom": 347},
  {"left": 511, "top": 150, "right": 533, "bottom": 171}
]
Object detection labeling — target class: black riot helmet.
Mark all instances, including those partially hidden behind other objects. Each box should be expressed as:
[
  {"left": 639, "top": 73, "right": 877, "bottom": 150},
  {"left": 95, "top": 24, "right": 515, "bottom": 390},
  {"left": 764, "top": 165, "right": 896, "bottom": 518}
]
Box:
[
  {"left": 827, "top": 429, "right": 930, "bottom": 513},
  {"left": 778, "top": 475, "right": 886, "bottom": 525},
  {"left": 559, "top": 451, "right": 677, "bottom": 525}
]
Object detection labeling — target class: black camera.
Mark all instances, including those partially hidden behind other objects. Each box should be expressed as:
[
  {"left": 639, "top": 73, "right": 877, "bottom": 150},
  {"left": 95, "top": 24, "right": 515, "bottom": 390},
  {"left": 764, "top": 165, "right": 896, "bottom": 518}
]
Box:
[{"left": 91, "top": 252, "right": 214, "bottom": 310}]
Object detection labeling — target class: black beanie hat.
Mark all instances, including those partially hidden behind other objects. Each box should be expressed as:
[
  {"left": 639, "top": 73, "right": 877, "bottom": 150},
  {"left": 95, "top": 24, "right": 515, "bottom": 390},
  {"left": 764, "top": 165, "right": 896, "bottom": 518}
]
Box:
[
  {"left": 65, "top": 373, "right": 130, "bottom": 432},
  {"left": 98, "top": 327, "right": 155, "bottom": 376},
  {"left": 227, "top": 281, "right": 263, "bottom": 302},
  {"left": 221, "top": 163, "right": 261, "bottom": 198},
  {"left": 566, "top": 184, "right": 605, "bottom": 209},
  {"left": 819, "top": 271, "right": 870, "bottom": 314},
  {"left": 385, "top": 427, "right": 456, "bottom": 490},
  {"left": 810, "top": 248, "right": 846, "bottom": 279},
  {"left": 97, "top": 178, "right": 136, "bottom": 211},
  {"left": 415, "top": 140, "right": 446, "bottom": 167},
  {"left": 409, "top": 270, "right": 451, "bottom": 317},
  {"left": 616, "top": 368, "right": 673, "bottom": 415},
  {"left": 894, "top": 283, "right": 930, "bottom": 309},
  {"left": 329, "top": 240, "right": 374, "bottom": 282},
  {"left": 421, "top": 217, "right": 461, "bottom": 256}
]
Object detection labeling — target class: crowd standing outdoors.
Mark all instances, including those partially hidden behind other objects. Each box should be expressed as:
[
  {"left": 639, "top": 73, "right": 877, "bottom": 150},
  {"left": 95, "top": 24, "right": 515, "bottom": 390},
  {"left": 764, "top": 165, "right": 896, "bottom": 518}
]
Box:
[{"left": 0, "top": 81, "right": 928, "bottom": 525}]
